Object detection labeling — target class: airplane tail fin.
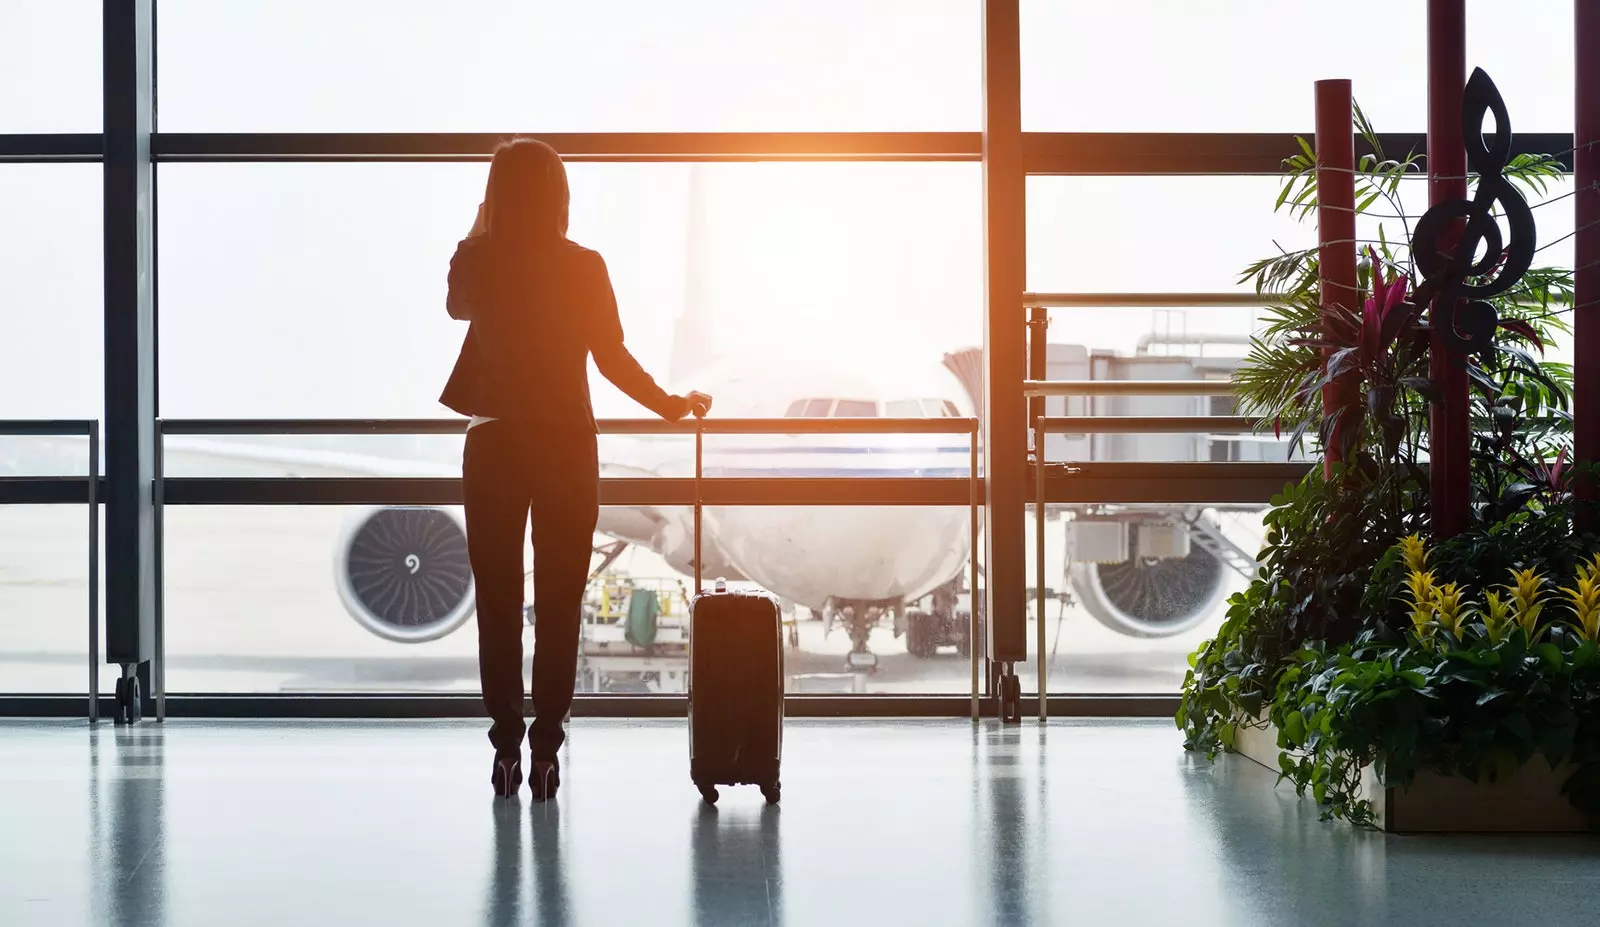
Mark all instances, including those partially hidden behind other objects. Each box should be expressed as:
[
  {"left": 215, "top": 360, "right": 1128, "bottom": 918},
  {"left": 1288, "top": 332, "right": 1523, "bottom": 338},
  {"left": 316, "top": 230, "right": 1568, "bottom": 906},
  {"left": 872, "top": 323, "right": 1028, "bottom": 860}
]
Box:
[
  {"left": 668, "top": 164, "right": 716, "bottom": 387},
  {"left": 942, "top": 346, "right": 986, "bottom": 424}
]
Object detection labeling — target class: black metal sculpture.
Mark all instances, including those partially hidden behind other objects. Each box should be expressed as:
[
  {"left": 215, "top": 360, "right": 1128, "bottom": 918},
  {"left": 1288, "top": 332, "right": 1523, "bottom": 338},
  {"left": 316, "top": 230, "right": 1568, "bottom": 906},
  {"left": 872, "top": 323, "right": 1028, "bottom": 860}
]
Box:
[{"left": 1411, "top": 67, "right": 1537, "bottom": 355}]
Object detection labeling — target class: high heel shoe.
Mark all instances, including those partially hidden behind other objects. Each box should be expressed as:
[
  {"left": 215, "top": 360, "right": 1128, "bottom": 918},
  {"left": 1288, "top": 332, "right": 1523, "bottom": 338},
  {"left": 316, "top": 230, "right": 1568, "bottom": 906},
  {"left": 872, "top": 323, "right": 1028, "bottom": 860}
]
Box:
[
  {"left": 529, "top": 759, "right": 560, "bottom": 801},
  {"left": 491, "top": 755, "right": 523, "bottom": 798}
]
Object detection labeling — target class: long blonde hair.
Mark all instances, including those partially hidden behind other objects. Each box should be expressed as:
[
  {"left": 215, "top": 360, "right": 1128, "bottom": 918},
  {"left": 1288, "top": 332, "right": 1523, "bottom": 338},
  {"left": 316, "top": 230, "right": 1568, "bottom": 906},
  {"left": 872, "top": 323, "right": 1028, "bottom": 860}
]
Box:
[{"left": 473, "top": 138, "right": 569, "bottom": 242}]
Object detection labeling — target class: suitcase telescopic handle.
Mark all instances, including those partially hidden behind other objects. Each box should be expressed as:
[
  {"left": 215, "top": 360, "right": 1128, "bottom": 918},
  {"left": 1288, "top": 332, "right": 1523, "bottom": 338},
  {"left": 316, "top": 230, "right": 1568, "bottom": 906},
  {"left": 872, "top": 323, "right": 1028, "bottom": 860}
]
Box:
[{"left": 693, "top": 412, "right": 704, "bottom": 596}]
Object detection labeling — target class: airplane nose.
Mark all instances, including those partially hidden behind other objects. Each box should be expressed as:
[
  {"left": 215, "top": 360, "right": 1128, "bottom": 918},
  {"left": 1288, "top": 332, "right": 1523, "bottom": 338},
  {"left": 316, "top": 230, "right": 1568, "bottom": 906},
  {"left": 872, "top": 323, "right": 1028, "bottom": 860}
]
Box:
[{"left": 706, "top": 506, "right": 970, "bottom": 603}]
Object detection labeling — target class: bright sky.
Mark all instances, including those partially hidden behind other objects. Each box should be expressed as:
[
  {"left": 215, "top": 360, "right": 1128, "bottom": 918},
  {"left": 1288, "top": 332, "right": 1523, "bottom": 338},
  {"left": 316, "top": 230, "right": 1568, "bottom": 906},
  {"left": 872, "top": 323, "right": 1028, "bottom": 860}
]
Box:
[{"left": 0, "top": 0, "right": 1582, "bottom": 421}]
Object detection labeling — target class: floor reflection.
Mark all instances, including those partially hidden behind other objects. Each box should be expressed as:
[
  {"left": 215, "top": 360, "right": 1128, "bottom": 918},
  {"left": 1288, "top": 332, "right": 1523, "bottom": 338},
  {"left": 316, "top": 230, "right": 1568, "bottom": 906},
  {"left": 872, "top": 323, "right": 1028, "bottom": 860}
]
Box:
[
  {"left": 482, "top": 799, "right": 523, "bottom": 927},
  {"left": 89, "top": 726, "right": 168, "bottom": 927},
  {"left": 691, "top": 802, "right": 782, "bottom": 927},
  {"left": 980, "top": 724, "right": 1038, "bottom": 926},
  {"left": 529, "top": 802, "right": 571, "bottom": 927}
]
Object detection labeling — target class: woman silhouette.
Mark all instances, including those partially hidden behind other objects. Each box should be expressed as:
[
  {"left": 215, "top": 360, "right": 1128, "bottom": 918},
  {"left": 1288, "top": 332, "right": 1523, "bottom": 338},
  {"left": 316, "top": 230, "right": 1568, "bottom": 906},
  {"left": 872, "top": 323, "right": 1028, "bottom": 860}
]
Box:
[{"left": 441, "top": 139, "right": 710, "bottom": 798}]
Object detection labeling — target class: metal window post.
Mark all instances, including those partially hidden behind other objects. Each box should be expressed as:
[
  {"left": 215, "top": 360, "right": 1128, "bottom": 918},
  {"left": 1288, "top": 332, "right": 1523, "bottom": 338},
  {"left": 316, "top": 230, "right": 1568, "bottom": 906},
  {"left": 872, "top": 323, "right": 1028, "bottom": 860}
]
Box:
[
  {"left": 983, "top": 0, "right": 1027, "bottom": 723},
  {"left": 103, "top": 0, "right": 159, "bottom": 723}
]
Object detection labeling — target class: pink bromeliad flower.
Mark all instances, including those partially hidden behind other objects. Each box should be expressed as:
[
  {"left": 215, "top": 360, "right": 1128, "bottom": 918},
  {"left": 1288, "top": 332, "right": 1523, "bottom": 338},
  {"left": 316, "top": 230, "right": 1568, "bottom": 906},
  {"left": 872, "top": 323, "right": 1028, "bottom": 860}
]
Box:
[{"left": 1360, "top": 246, "right": 1411, "bottom": 366}]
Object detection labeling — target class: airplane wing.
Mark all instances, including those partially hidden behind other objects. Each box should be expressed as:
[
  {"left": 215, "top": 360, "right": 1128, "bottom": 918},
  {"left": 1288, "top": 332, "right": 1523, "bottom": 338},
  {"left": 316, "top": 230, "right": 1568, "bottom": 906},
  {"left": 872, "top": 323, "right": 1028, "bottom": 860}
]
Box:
[{"left": 158, "top": 435, "right": 746, "bottom": 581}]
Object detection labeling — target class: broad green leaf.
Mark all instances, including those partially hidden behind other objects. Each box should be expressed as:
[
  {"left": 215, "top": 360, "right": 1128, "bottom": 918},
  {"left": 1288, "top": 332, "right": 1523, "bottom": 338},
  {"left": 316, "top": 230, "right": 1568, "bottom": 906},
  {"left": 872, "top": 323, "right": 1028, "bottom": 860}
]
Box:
[{"left": 1284, "top": 710, "right": 1307, "bottom": 746}]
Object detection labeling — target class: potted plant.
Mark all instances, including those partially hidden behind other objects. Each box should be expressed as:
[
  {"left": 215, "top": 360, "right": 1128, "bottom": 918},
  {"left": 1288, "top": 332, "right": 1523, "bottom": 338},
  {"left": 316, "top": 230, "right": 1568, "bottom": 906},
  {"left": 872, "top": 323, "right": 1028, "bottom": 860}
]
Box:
[{"left": 1176, "top": 104, "right": 1595, "bottom": 829}]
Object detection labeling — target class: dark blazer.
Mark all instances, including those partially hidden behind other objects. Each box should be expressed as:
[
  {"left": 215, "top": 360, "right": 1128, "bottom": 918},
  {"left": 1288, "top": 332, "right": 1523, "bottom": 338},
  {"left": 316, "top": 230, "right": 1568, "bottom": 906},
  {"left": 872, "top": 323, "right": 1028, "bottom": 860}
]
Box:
[{"left": 440, "top": 234, "right": 680, "bottom": 430}]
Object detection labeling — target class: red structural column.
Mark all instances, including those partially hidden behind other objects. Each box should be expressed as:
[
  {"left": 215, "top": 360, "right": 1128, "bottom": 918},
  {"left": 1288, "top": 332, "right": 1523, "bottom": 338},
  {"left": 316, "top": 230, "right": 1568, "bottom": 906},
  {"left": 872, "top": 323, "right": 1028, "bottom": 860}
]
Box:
[
  {"left": 1428, "top": 0, "right": 1470, "bottom": 538},
  {"left": 1576, "top": 0, "right": 1600, "bottom": 507},
  {"left": 1315, "top": 79, "right": 1359, "bottom": 475}
]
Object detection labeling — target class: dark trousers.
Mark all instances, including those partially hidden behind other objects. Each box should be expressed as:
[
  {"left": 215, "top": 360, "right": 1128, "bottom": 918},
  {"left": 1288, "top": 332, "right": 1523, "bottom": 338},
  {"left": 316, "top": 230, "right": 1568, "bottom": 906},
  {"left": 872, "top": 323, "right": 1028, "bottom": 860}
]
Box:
[{"left": 462, "top": 420, "right": 599, "bottom": 759}]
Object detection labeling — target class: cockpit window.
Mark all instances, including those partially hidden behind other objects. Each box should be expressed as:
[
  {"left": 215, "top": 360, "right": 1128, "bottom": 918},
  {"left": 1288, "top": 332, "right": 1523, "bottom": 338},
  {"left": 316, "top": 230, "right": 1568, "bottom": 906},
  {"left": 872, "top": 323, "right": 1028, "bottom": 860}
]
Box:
[
  {"left": 788, "top": 397, "right": 955, "bottom": 418},
  {"left": 834, "top": 400, "right": 878, "bottom": 418}
]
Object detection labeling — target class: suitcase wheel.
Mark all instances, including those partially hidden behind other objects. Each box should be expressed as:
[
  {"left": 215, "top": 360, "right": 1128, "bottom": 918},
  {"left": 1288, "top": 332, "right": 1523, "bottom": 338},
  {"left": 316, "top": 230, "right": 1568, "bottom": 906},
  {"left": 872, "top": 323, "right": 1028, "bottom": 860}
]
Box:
[
  {"left": 761, "top": 782, "right": 781, "bottom": 805},
  {"left": 697, "top": 782, "right": 719, "bottom": 806}
]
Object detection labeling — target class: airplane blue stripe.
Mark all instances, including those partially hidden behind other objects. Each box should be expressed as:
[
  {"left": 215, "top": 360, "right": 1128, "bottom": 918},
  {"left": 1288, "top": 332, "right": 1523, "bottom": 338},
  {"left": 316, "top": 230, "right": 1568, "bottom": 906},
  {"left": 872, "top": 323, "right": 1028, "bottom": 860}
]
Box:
[
  {"left": 705, "top": 466, "right": 974, "bottom": 478},
  {"left": 712, "top": 446, "right": 975, "bottom": 456}
]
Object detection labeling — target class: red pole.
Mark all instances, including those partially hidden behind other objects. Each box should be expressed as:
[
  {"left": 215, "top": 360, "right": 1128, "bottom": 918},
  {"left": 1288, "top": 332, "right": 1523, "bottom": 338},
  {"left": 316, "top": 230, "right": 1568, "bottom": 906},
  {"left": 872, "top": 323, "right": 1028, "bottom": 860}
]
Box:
[
  {"left": 1576, "top": 0, "right": 1600, "bottom": 510},
  {"left": 1315, "top": 79, "right": 1358, "bottom": 476},
  {"left": 1428, "top": 0, "right": 1469, "bottom": 538}
]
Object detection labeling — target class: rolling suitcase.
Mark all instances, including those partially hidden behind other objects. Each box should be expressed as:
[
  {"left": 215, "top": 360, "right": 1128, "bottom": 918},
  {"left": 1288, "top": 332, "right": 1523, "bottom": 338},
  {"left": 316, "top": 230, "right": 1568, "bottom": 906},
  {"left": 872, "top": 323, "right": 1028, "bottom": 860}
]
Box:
[{"left": 688, "top": 416, "right": 785, "bottom": 805}]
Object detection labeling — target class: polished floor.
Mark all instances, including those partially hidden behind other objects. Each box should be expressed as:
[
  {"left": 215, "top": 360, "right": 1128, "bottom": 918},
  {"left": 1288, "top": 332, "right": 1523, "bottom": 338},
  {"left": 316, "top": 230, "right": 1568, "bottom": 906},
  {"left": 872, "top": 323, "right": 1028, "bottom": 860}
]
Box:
[{"left": 2, "top": 718, "right": 1597, "bottom": 927}]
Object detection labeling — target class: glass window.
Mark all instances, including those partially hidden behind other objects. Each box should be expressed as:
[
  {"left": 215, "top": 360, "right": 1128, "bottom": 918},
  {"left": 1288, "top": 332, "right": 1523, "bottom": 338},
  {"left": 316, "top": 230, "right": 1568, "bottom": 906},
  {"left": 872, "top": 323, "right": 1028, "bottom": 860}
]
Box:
[
  {"left": 942, "top": 400, "right": 961, "bottom": 418},
  {"left": 886, "top": 399, "right": 923, "bottom": 418},
  {"left": 0, "top": 1, "right": 100, "bottom": 132},
  {"left": 1014, "top": 505, "right": 1269, "bottom": 694},
  {"left": 160, "top": 503, "right": 983, "bottom": 695},
  {"left": 1027, "top": 175, "right": 1314, "bottom": 295},
  {"left": 0, "top": 505, "right": 103, "bottom": 694},
  {"left": 157, "top": 0, "right": 981, "bottom": 132},
  {"left": 801, "top": 400, "right": 835, "bottom": 418},
  {"left": 156, "top": 162, "right": 982, "bottom": 420},
  {"left": 0, "top": 165, "right": 103, "bottom": 422},
  {"left": 156, "top": 495, "right": 1260, "bottom": 696},
  {"left": 1021, "top": 0, "right": 1572, "bottom": 132},
  {"left": 834, "top": 400, "right": 878, "bottom": 418},
  {"left": 784, "top": 400, "right": 807, "bottom": 417}
]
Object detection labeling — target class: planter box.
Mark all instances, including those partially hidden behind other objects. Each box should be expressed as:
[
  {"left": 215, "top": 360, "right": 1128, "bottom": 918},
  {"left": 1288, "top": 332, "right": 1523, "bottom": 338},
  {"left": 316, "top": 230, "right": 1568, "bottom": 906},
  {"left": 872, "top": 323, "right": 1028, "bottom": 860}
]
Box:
[{"left": 1231, "top": 713, "right": 1597, "bottom": 833}]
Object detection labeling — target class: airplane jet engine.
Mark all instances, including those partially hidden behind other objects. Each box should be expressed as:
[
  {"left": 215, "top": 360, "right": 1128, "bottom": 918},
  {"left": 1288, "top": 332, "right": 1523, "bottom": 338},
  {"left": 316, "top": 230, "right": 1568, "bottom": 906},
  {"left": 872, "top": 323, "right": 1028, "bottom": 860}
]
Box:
[
  {"left": 1066, "top": 519, "right": 1229, "bottom": 638},
  {"left": 334, "top": 506, "right": 477, "bottom": 643}
]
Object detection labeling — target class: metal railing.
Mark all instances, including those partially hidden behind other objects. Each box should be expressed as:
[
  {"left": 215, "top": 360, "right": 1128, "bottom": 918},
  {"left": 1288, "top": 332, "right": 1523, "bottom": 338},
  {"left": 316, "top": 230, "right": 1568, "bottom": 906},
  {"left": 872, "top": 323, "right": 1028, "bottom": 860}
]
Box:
[
  {"left": 1023, "top": 292, "right": 1284, "bottom": 308},
  {"left": 153, "top": 416, "right": 987, "bottom": 720},
  {"left": 1025, "top": 379, "right": 1242, "bottom": 397},
  {"left": 157, "top": 417, "right": 979, "bottom": 506},
  {"left": 0, "top": 420, "right": 100, "bottom": 720}
]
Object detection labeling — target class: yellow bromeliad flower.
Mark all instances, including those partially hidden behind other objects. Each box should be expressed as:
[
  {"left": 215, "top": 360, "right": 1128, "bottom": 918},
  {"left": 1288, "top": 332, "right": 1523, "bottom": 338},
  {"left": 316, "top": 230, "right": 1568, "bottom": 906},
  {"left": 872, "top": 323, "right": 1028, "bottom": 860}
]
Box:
[
  {"left": 1397, "top": 534, "right": 1429, "bottom": 573},
  {"left": 1482, "top": 590, "right": 1515, "bottom": 644},
  {"left": 1432, "top": 582, "right": 1470, "bottom": 641},
  {"left": 1506, "top": 567, "right": 1550, "bottom": 641},
  {"left": 1561, "top": 573, "right": 1600, "bottom": 641},
  {"left": 1577, "top": 553, "right": 1600, "bottom": 586},
  {"left": 1404, "top": 569, "right": 1437, "bottom": 606},
  {"left": 1408, "top": 599, "right": 1437, "bottom": 643},
  {"left": 1402, "top": 568, "right": 1438, "bottom": 643}
]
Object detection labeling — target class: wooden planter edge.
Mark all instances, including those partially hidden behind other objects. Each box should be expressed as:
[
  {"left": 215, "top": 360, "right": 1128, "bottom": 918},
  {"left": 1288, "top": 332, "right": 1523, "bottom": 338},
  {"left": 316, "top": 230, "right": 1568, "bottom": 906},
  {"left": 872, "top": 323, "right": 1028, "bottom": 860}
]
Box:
[{"left": 1229, "top": 711, "right": 1596, "bottom": 833}]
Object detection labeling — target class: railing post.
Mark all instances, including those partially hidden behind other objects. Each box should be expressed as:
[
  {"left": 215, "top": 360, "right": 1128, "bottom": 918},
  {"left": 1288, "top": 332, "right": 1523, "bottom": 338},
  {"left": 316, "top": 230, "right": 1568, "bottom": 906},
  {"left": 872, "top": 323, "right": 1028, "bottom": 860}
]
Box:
[
  {"left": 1427, "top": 0, "right": 1470, "bottom": 539},
  {"left": 1315, "top": 79, "right": 1358, "bottom": 475}
]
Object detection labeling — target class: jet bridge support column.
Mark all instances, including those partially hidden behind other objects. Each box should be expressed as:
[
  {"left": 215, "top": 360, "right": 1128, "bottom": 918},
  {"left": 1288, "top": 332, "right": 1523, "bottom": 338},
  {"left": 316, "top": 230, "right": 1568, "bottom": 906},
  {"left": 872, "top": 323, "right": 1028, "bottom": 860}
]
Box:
[
  {"left": 983, "top": 0, "right": 1028, "bottom": 722},
  {"left": 103, "top": 0, "right": 159, "bottom": 724}
]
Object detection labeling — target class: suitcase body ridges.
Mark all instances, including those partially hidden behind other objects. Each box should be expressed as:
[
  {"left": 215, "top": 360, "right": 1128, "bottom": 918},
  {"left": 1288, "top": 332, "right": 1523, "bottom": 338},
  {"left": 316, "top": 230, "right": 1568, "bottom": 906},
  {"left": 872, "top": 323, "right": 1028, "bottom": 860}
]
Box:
[{"left": 687, "top": 584, "right": 784, "bottom": 804}]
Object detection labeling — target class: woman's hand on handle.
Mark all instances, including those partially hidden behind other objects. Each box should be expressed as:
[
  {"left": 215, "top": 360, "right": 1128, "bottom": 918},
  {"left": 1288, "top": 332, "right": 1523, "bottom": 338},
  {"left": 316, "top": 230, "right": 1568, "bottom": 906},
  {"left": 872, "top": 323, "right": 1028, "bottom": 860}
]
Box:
[{"left": 664, "top": 391, "right": 713, "bottom": 422}]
